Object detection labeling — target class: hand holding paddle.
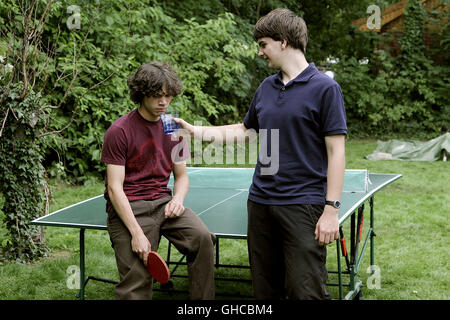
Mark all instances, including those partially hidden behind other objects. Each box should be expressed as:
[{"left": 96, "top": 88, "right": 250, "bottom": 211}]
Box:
[
  {"left": 131, "top": 231, "right": 170, "bottom": 284},
  {"left": 131, "top": 231, "right": 152, "bottom": 265}
]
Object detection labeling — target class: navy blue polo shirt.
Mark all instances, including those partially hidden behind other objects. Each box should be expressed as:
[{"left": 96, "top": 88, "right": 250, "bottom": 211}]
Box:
[{"left": 243, "top": 62, "right": 347, "bottom": 205}]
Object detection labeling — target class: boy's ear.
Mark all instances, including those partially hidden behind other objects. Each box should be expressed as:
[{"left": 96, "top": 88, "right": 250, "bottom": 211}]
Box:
[{"left": 281, "top": 39, "right": 288, "bottom": 49}]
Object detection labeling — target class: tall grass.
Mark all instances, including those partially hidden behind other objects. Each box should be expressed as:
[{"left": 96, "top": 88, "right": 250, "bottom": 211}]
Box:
[{"left": 0, "top": 140, "right": 448, "bottom": 300}]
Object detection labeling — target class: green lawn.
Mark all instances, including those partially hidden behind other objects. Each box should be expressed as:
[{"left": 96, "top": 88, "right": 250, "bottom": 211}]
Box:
[{"left": 0, "top": 139, "right": 448, "bottom": 300}]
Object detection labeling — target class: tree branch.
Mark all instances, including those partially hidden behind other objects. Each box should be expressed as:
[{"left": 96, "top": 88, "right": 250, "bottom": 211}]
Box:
[{"left": 0, "top": 107, "right": 10, "bottom": 138}]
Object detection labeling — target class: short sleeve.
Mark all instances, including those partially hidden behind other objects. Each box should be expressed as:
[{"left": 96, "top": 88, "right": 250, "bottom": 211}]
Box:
[
  {"left": 101, "top": 125, "right": 128, "bottom": 165},
  {"left": 320, "top": 84, "right": 347, "bottom": 136},
  {"left": 243, "top": 91, "right": 260, "bottom": 131}
]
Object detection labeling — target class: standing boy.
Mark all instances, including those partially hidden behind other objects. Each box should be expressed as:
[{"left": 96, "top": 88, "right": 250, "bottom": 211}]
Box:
[{"left": 175, "top": 9, "right": 346, "bottom": 299}]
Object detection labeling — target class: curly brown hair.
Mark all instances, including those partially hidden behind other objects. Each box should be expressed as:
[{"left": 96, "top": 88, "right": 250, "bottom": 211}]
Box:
[
  {"left": 127, "top": 61, "right": 183, "bottom": 105},
  {"left": 253, "top": 8, "right": 308, "bottom": 54}
]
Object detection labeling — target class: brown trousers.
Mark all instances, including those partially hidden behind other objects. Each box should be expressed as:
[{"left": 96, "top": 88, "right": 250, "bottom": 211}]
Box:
[{"left": 107, "top": 196, "right": 216, "bottom": 300}]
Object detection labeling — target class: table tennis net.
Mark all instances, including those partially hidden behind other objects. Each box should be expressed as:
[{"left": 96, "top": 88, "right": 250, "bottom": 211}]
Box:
[{"left": 342, "top": 169, "right": 371, "bottom": 193}]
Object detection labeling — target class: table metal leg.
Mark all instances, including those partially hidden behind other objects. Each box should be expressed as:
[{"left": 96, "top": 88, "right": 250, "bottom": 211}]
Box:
[
  {"left": 166, "top": 241, "right": 172, "bottom": 265},
  {"left": 370, "top": 196, "right": 375, "bottom": 270},
  {"left": 215, "top": 237, "right": 220, "bottom": 267},
  {"left": 336, "top": 238, "right": 343, "bottom": 300},
  {"left": 79, "top": 228, "right": 85, "bottom": 300}
]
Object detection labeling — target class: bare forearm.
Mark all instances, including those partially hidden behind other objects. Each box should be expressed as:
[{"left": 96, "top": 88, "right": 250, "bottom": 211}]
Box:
[
  {"left": 172, "top": 173, "right": 189, "bottom": 203},
  {"left": 183, "top": 121, "right": 254, "bottom": 144},
  {"left": 174, "top": 117, "right": 257, "bottom": 144},
  {"left": 326, "top": 153, "right": 345, "bottom": 201},
  {"left": 325, "top": 136, "right": 346, "bottom": 201},
  {"left": 108, "top": 186, "right": 142, "bottom": 236},
  {"left": 197, "top": 123, "right": 249, "bottom": 143}
]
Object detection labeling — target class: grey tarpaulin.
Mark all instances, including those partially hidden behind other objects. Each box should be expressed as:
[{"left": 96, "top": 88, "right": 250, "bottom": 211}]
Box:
[{"left": 366, "top": 132, "right": 449, "bottom": 161}]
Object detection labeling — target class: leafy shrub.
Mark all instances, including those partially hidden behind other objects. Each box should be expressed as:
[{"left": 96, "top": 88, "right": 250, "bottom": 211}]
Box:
[
  {"left": 333, "top": 0, "right": 449, "bottom": 138},
  {"left": 34, "top": 0, "right": 259, "bottom": 180}
]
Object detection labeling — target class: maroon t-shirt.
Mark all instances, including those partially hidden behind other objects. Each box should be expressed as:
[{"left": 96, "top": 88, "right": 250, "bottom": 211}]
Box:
[{"left": 101, "top": 109, "right": 189, "bottom": 209}]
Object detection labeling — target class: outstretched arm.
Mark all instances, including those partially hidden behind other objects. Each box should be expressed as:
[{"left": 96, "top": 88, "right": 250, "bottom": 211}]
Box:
[{"left": 173, "top": 118, "right": 256, "bottom": 144}]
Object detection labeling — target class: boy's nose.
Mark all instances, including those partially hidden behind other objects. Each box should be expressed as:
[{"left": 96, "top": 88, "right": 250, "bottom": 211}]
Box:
[{"left": 160, "top": 97, "right": 169, "bottom": 105}]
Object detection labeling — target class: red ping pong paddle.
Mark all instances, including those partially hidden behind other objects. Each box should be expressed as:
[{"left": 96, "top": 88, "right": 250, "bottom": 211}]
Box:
[{"left": 147, "top": 251, "right": 170, "bottom": 284}]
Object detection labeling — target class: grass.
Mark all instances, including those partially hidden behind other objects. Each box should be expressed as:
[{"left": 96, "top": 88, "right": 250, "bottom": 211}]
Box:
[{"left": 0, "top": 139, "right": 449, "bottom": 300}]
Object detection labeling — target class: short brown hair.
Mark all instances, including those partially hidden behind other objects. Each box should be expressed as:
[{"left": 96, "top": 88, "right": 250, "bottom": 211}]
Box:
[
  {"left": 127, "top": 61, "right": 183, "bottom": 104},
  {"left": 253, "top": 8, "right": 308, "bottom": 54}
]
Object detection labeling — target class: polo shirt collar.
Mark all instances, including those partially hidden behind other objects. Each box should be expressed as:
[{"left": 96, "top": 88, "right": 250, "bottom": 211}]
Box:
[{"left": 274, "top": 62, "right": 318, "bottom": 86}]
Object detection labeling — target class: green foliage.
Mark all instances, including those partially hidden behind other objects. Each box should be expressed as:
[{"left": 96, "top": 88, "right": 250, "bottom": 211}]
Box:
[
  {"left": 2, "top": 0, "right": 448, "bottom": 181},
  {"left": 334, "top": 0, "right": 449, "bottom": 138},
  {"left": 30, "top": 0, "right": 260, "bottom": 180},
  {"left": 0, "top": 84, "right": 49, "bottom": 262},
  {"left": 7, "top": 0, "right": 445, "bottom": 184},
  {"left": 35, "top": 0, "right": 403, "bottom": 181}
]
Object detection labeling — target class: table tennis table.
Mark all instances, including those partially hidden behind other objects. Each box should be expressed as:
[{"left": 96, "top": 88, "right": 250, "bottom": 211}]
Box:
[{"left": 31, "top": 167, "right": 401, "bottom": 300}]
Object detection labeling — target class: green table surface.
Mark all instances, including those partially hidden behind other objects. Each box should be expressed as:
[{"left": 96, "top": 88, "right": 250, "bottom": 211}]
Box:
[{"left": 32, "top": 168, "right": 402, "bottom": 238}]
